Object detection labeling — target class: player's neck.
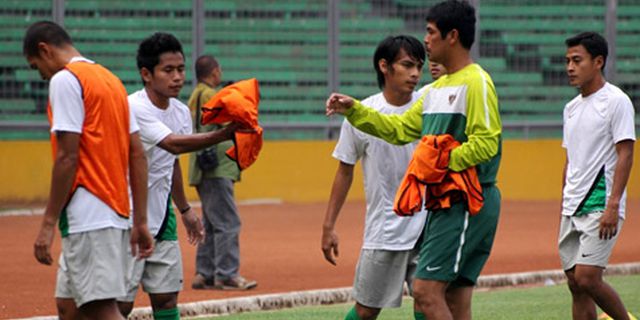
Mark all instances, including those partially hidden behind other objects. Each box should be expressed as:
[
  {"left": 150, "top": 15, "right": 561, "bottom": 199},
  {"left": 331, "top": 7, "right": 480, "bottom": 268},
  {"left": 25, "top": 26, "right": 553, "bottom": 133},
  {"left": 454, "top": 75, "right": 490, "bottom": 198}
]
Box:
[
  {"left": 579, "top": 75, "right": 606, "bottom": 97},
  {"left": 144, "top": 87, "right": 170, "bottom": 109},
  {"left": 442, "top": 50, "right": 473, "bottom": 74},
  {"left": 55, "top": 46, "right": 82, "bottom": 68},
  {"left": 382, "top": 89, "right": 412, "bottom": 107}
]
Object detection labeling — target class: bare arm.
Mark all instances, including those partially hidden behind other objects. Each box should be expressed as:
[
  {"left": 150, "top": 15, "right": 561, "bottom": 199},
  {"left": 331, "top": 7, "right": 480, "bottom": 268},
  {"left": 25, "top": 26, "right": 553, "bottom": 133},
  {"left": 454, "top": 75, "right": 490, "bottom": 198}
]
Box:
[
  {"left": 321, "top": 162, "right": 355, "bottom": 266},
  {"left": 158, "top": 124, "right": 237, "bottom": 155},
  {"left": 34, "top": 132, "right": 80, "bottom": 265},
  {"left": 600, "top": 139, "right": 634, "bottom": 240},
  {"left": 129, "top": 132, "right": 154, "bottom": 258},
  {"left": 171, "top": 158, "right": 204, "bottom": 245}
]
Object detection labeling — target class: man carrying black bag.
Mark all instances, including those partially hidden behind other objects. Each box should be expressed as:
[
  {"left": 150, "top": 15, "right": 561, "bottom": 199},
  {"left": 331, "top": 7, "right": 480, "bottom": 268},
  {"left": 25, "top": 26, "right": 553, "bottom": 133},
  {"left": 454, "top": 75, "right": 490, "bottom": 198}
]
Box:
[{"left": 188, "top": 55, "right": 257, "bottom": 291}]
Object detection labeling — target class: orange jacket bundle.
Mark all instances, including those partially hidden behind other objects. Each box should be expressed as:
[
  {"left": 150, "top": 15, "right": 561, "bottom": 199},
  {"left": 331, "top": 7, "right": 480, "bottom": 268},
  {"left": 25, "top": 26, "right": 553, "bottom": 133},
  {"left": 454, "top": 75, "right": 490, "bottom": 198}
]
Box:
[
  {"left": 394, "top": 134, "right": 484, "bottom": 216},
  {"left": 201, "top": 78, "right": 263, "bottom": 170}
]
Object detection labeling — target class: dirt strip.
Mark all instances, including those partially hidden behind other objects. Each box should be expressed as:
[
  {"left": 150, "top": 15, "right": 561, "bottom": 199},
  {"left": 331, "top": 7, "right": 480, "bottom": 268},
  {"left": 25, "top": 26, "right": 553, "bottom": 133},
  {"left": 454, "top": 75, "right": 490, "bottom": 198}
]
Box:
[{"left": 1, "top": 200, "right": 638, "bottom": 319}]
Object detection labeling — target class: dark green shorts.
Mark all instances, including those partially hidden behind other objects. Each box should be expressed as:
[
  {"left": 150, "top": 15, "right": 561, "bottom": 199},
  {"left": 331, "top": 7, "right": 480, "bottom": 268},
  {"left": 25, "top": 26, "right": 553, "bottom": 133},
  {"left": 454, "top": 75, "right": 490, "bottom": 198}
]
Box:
[{"left": 414, "top": 185, "right": 501, "bottom": 286}]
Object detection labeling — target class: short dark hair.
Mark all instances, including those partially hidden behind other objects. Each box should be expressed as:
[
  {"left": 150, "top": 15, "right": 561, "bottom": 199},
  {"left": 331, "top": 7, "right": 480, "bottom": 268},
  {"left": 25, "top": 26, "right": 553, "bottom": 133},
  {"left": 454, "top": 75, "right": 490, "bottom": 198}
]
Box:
[
  {"left": 23, "top": 20, "right": 72, "bottom": 57},
  {"left": 565, "top": 32, "right": 608, "bottom": 71},
  {"left": 136, "top": 32, "right": 184, "bottom": 73},
  {"left": 195, "top": 55, "right": 219, "bottom": 82},
  {"left": 426, "top": 0, "right": 476, "bottom": 50},
  {"left": 373, "top": 35, "right": 425, "bottom": 89}
]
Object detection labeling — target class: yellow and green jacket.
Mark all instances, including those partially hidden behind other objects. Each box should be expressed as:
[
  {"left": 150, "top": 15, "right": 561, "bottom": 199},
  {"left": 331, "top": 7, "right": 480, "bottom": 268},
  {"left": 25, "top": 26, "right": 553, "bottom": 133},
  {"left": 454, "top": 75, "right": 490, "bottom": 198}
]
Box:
[{"left": 345, "top": 63, "right": 501, "bottom": 185}]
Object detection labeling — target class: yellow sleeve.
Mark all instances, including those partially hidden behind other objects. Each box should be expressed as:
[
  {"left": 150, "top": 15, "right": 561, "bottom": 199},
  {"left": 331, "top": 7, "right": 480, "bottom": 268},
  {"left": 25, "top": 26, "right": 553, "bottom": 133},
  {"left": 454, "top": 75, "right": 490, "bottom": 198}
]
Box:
[
  {"left": 344, "top": 94, "right": 424, "bottom": 145},
  {"left": 449, "top": 73, "right": 501, "bottom": 171}
]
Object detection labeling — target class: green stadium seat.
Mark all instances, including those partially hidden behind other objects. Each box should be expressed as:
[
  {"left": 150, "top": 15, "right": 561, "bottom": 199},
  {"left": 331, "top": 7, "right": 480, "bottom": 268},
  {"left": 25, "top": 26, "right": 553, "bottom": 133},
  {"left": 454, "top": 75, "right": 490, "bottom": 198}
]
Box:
[
  {"left": 65, "top": 0, "right": 191, "bottom": 12},
  {"left": 0, "top": 99, "right": 37, "bottom": 112},
  {"left": 0, "top": 0, "right": 51, "bottom": 11},
  {"left": 498, "top": 86, "right": 577, "bottom": 99},
  {"left": 478, "top": 58, "right": 507, "bottom": 72},
  {"left": 480, "top": 18, "right": 603, "bottom": 32},
  {"left": 0, "top": 113, "right": 47, "bottom": 121},
  {"left": 65, "top": 16, "right": 192, "bottom": 31},
  {"left": 491, "top": 72, "right": 543, "bottom": 86},
  {"left": 480, "top": 5, "right": 604, "bottom": 17}
]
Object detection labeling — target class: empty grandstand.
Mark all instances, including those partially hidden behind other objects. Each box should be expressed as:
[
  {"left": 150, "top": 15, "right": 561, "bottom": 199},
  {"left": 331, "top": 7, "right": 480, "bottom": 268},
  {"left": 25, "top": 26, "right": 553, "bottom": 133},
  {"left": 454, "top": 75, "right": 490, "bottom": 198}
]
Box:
[{"left": 0, "top": 0, "right": 638, "bottom": 140}]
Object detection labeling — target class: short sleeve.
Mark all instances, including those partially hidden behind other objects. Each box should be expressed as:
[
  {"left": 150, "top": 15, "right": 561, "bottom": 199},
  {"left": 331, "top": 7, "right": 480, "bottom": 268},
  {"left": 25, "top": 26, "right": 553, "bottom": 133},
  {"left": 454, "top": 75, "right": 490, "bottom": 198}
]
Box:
[
  {"left": 610, "top": 95, "right": 636, "bottom": 143},
  {"left": 562, "top": 107, "right": 569, "bottom": 149},
  {"left": 332, "top": 119, "right": 365, "bottom": 165},
  {"left": 180, "top": 105, "right": 193, "bottom": 135},
  {"left": 128, "top": 103, "right": 139, "bottom": 134},
  {"left": 129, "top": 100, "right": 172, "bottom": 150},
  {"left": 49, "top": 70, "right": 84, "bottom": 133}
]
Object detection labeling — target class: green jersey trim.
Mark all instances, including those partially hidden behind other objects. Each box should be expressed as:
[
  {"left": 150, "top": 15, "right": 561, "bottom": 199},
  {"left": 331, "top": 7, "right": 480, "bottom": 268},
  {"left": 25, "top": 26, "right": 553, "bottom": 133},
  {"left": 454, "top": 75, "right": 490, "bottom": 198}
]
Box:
[
  {"left": 575, "top": 166, "right": 606, "bottom": 216},
  {"left": 157, "top": 193, "right": 178, "bottom": 241},
  {"left": 59, "top": 207, "right": 69, "bottom": 237}
]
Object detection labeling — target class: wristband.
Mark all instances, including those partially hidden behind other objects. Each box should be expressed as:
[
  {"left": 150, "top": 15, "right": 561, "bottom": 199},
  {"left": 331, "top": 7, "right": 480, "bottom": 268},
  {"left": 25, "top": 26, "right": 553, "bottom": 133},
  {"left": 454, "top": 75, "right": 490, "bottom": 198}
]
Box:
[{"left": 179, "top": 206, "right": 191, "bottom": 214}]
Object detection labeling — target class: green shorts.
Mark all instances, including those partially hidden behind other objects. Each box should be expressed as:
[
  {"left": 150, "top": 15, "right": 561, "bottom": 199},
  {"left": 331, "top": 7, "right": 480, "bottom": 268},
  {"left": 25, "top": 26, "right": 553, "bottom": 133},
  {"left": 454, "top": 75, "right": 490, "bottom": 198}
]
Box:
[{"left": 415, "top": 185, "right": 500, "bottom": 286}]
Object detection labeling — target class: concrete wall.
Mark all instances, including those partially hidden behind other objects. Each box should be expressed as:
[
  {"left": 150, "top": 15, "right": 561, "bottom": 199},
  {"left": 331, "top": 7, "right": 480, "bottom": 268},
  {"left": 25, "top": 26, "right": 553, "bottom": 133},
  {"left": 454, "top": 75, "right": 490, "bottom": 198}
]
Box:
[{"left": 1, "top": 139, "right": 638, "bottom": 205}]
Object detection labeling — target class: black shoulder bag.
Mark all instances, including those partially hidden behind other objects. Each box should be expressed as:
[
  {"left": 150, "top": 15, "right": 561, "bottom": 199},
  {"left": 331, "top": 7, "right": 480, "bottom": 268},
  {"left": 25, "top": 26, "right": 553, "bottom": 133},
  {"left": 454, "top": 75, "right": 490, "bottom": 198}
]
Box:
[{"left": 195, "top": 90, "right": 219, "bottom": 171}]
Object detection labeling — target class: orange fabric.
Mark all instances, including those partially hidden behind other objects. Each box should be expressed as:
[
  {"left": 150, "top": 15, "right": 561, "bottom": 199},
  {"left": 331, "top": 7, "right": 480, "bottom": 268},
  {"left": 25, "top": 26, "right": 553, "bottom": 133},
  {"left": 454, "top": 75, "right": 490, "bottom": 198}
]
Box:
[
  {"left": 394, "top": 134, "right": 484, "bottom": 216},
  {"left": 202, "top": 78, "right": 263, "bottom": 170},
  {"left": 47, "top": 61, "right": 131, "bottom": 218}
]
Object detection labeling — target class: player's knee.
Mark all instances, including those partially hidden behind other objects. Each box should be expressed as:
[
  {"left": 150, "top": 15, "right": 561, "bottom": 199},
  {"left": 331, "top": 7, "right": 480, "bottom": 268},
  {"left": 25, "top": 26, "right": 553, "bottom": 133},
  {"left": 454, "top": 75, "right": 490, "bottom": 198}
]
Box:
[
  {"left": 566, "top": 276, "right": 582, "bottom": 294},
  {"left": 117, "top": 301, "right": 134, "bottom": 317},
  {"left": 412, "top": 284, "right": 439, "bottom": 308},
  {"left": 79, "top": 299, "right": 123, "bottom": 320},
  {"left": 355, "top": 303, "right": 381, "bottom": 320},
  {"left": 56, "top": 298, "right": 81, "bottom": 320},
  {"left": 150, "top": 293, "right": 178, "bottom": 311},
  {"left": 573, "top": 273, "right": 601, "bottom": 293},
  {"left": 565, "top": 269, "right": 583, "bottom": 294}
]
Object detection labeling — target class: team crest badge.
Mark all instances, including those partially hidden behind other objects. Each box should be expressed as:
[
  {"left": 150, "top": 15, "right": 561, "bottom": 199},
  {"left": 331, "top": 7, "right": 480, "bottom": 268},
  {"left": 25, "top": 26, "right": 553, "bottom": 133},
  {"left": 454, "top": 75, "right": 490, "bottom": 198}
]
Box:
[{"left": 448, "top": 94, "right": 456, "bottom": 105}]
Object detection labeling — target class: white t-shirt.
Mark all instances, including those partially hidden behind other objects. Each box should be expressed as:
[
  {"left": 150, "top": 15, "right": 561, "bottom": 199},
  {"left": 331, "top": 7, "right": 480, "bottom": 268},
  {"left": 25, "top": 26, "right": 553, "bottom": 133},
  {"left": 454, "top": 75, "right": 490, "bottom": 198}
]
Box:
[
  {"left": 562, "top": 82, "right": 636, "bottom": 218},
  {"left": 128, "top": 89, "right": 193, "bottom": 236},
  {"left": 333, "top": 91, "right": 426, "bottom": 251},
  {"left": 49, "top": 56, "right": 138, "bottom": 234}
]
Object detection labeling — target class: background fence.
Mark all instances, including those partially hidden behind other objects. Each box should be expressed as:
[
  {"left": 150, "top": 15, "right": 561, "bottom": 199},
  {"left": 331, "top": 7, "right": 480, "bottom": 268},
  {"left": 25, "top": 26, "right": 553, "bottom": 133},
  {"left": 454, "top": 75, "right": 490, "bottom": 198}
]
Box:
[{"left": 0, "top": 0, "right": 638, "bottom": 140}]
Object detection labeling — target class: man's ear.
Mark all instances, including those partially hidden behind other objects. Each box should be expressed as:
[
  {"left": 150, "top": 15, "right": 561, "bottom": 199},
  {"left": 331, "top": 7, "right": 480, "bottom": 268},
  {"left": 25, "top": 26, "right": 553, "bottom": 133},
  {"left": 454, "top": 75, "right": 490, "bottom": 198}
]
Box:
[
  {"left": 140, "top": 67, "right": 153, "bottom": 83},
  {"left": 594, "top": 55, "right": 605, "bottom": 71},
  {"left": 37, "top": 42, "right": 53, "bottom": 59},
  {"left": 378, "top": 59, "right": 389, "bottom": 74},
  {"left": 447, "top": 29, "right": 459, "bottom": 46}
]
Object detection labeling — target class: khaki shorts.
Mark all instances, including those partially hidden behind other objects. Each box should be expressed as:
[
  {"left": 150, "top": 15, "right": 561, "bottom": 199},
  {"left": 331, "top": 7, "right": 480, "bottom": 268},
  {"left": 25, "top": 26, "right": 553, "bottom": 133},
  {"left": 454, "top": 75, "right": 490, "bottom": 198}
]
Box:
[
  {"left": 119, "top": 240, "right": 183, "bottom": 302},
  {"left": 55, "top": 228, "right": 129, "bottom": 307},
  {"left": 352, "top": 247, "right": 419, "bottom": 308},
  {"left": 558, "top": 211, "right": 623, "bottom": 270}
]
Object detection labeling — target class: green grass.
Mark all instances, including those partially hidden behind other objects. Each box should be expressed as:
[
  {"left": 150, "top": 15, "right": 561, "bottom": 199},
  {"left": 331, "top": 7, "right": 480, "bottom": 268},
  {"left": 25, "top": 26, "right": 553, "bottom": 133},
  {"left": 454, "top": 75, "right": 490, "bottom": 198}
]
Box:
[{"left": 207, "top": 274, "right": 640, "bottom": 319}]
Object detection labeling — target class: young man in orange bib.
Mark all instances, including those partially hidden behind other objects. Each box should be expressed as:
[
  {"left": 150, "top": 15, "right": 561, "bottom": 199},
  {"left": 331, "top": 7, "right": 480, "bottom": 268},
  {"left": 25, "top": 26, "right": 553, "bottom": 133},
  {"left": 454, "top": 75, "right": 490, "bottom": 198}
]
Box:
[{"left": 24, "top": 21, "right": 154, "bottom": 320}]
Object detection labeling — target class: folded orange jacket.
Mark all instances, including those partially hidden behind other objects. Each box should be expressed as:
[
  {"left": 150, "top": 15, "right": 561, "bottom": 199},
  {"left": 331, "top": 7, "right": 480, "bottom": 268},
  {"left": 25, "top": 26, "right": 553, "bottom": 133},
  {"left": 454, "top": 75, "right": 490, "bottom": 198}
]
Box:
[
  {"left": 201, "top": 78, "right": 263, "bottom": 170},
  {"left": 394, "top": 134, "right": 484, "bottom": 216}
]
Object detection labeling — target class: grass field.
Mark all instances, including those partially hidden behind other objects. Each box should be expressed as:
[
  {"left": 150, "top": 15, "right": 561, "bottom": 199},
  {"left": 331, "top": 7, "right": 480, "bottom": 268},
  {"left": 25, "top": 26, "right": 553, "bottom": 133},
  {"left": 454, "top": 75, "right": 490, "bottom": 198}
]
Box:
[{"left": 208, "top": 274, "right": 640, "bottom": 319}]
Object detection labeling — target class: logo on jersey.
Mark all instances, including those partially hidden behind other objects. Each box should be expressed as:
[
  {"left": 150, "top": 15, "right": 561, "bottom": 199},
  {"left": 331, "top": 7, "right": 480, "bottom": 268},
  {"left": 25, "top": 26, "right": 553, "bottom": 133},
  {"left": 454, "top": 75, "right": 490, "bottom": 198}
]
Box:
[{"left": 448, "top": 94, "right": 456, "bottom": 105}]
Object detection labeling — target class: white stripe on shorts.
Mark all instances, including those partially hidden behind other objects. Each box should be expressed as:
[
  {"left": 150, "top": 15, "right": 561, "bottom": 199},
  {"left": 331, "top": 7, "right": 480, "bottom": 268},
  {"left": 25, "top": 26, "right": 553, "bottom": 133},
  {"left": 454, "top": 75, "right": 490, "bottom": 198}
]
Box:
[{"left": 454, "top": 211, "right": 470, "bottom": 273}]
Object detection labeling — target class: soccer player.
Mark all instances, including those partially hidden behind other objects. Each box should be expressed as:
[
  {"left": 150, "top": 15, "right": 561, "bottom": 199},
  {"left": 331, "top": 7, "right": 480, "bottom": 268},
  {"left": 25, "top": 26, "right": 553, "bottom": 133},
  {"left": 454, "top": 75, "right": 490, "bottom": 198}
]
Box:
[
  {"left": 321, "top": 35, "right": 426, "bottom": 320},
  {"left": 117, "top": 33, "right": 239, "bottom": 319},
  {"left": 24, "top": 21, "right": 154, "bottom": 320},
  {"left": 325, "top": 1, "right": 502, "bottom": 319},
  {"left": 560, "top": 31, "right": 635, "bottom": 320},
  {"left": 427, "top": 61, "right": 446, "bottom": 83}
]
